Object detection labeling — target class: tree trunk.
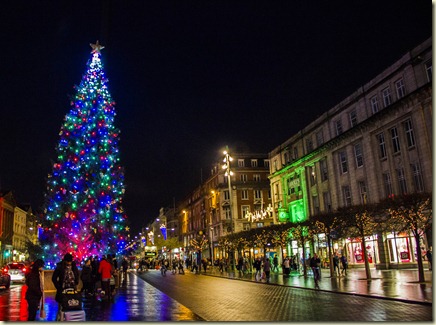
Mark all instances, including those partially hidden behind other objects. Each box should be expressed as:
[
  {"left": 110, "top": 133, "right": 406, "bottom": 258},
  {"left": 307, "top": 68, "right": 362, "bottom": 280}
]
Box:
[
  {"left": 413, "top": 230, "right": 425, "bottom": 282},
  {"left": 362, "top": 235, "right": 372, "bottom": 280},
  {"left": 302, "top": 241, "right": 307, "bottom": 277},
  {"left": 327, "top": 234, "right": 334, "bottom": 277}
]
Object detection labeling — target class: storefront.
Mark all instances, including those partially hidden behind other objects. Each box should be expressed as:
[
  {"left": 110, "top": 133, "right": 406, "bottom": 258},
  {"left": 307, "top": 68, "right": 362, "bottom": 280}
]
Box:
[{"left": 341, "top": 235, "right": 378, "bottom": 267}]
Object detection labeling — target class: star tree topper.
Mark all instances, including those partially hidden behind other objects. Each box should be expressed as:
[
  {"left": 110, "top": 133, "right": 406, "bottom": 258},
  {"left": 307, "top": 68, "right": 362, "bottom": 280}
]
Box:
[{"left": 90, "top": 40, "right": 105, "bottom": 54}]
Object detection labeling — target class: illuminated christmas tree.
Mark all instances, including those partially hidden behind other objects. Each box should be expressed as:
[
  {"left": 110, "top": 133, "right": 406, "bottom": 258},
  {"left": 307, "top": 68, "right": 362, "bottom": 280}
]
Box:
[{"left": 40, "top": 41, "right": 128, "bottom": 266}]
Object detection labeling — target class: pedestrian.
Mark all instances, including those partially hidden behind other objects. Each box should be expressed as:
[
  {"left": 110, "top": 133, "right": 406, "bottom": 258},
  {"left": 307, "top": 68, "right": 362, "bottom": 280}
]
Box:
[
  {"left": 121, "top": 257, "right": 128, "bottom": 282},
  {"left": 426, "top": 248, "right": 432, "bottom": 271},
  {"left": 333, "top": 253, "right": 340, "bottom": 276},
  {"left": 219, "top": 259, "right": 224, "bottom": 273},
  {"left": 80, "top": 258, "right": 93, "bottom": 297},
  {"left": 178, "top": 259, "right": 185, "bottom": 274},
  {"left": 237, "top": 257, "right": 243, "bottom": 276},
  {"left": 283, "top": 257, "right": 290, "bottom": 277},
  {"left": 309, "top": 253, "right": 321, "bottom": 288},
  {"left": 90, "top": 255, "right": 99, "bottom": 295},
  {"left": 201, "top": 258, "right": 208, "bottom": 273},
  {"left": 253, "top": 257, "right": 262, "bottom": 281},
  {"left": 340, "top": 254, "right": 348, "bottom": 275},
  {"left": 25, "top": 259, "right": 45, "bottom": 321},
  {"left": 263, "top": 257, "right": 271, "bottom": 283},
  {"left": 52, "top": 253, "right": 80, "bottom": 304},
  {"left": 98, "top": 255, "right": 113, "bottom": 301},
  {"left": 272, "top": 254, "right": 279, "bottom": 272}
]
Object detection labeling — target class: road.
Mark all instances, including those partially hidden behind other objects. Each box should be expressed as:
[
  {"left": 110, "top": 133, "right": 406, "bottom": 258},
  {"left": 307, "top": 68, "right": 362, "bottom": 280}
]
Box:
[{"left": 137, "top": 270, "right": 432, "bottom": 322}]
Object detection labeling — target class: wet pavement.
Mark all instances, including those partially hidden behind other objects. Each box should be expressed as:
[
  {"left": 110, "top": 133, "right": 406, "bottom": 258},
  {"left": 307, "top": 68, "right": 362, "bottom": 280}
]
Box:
[
  {"left": 9, "top": 273, "right": 203, "bottom": 321},
  {"left": 203, "top": 266, "right": 433, "bottom": 304},
  {"left": 3, "top": 267, "right": 432, "bottom": 321}
]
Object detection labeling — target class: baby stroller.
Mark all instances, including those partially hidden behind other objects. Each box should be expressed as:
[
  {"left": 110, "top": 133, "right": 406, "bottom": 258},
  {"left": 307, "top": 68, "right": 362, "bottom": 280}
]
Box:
[{"left": 56, "top": 288, "right": 86, "bottom": 321}]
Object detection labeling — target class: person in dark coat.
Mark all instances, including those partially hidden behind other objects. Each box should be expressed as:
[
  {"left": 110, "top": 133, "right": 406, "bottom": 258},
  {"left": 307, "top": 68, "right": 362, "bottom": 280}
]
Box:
[
  {"left": 426, "top": 248, "right": 432, "bottom": 271},
  {"left": 52, "top": 253, "right": 80, "bottom": 303},
  {"left": 80, "top": 258, "right": 93, "bottom": 296},
  {"left": 25, "top": 259, "right": 45, "bottom": 321}
]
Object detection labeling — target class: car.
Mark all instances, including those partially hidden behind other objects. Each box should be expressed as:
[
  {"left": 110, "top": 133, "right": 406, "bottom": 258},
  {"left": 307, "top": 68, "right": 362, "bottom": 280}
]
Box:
[
  {"left": 6, "top": 262, "right": 27, "bottom": 283},
  {"left": 0, "top": 267, "right": 11, "bottom": 289}
]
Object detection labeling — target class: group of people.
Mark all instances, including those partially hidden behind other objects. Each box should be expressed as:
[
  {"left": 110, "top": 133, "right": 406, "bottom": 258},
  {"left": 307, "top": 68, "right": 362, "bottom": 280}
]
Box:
[{"left": 24, "top": 253, "right": 131, "bottom": 321}]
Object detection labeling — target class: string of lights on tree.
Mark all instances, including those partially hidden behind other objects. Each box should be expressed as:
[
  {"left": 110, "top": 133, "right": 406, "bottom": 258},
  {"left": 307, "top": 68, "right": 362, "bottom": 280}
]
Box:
[{"left": 39, "top": 41, "right": 129, "bottom": 267}]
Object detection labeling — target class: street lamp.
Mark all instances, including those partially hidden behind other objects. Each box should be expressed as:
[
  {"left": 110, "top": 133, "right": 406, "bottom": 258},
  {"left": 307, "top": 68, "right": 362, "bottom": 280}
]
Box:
[{"left": 222, "top": 146, "right": 235, "bottom": 271}]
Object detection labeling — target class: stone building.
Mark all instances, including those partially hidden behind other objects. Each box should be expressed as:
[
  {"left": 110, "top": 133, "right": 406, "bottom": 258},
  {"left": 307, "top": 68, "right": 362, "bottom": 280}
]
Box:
[
  {"left": 268, "top": 37, "right": 432, "bottom": 269},
  {"left": 178, "top": 150, "right": 271, "bottom": 263}
]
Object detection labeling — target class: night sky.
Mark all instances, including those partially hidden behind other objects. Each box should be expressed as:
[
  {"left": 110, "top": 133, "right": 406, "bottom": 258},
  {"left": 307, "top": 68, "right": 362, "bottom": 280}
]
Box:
[{"left": 0, "top": 1, "right": 431, "bottom": 234}]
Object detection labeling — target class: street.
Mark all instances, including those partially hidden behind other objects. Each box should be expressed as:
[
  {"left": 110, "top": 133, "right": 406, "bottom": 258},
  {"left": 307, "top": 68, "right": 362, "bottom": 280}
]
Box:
[
  {"left": 137, "top": 270, "right": 432, "bottom": 322},
  {"left": 0, "top": 272, "right": 432, "bottom": 321}
]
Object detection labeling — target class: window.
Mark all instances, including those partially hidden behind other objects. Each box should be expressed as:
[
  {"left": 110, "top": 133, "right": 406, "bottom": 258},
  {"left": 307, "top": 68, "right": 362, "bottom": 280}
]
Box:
[
  {"left": 323, "top": 191, "right": 332, "bottom": 212},
  {"left": 382, "top": 87, "right": 392, "bottom": 107},
  {"left": 273, "top": 159, "right": 278, "bottom": 171},
  {"left": 425, "top": 59, "right": 432, "bottom": 83},
  {"left": 335, "top": 119, "right": 343, "bottom": 136},
  {"left": 254, "top": 190, "right": 262, "bottom": 200},
  {"left": 309, "top": 166, "right": 316, "bottom": 186},
  {"left": 411, "top": 162, "right": 424, "bottom": 192},
  {"left": 403, "top": 119, "right": 415, "bottom": 148},
  {"left": 316, "top": 130, "right": 324, "bottom": 146},
  {"left": 312, "top": 195, "right": 320, "bottom": 215},
  {"left": 284, "top": 152, "right": 289, "bottom": 163},
  {"left": 241, "top": 190, "right": 248, "bottom": 200},
  {"left": 240, "top": 174, "right": 247, "bottom": 182},
  {"left": 224, "top": 190, "right": 230, "bottom": 201},
  {"left": 251, "top": 159, "right": 258, "bottom": 167},
  {"left": 320, "top": 158, "right": 328, "bottom": 181},
  {"left": 349, "top": 110, "right": 358, "bottom": 127},
  {"left": 293, "top": 147, "right": 298, "bottom": 160},
  {"left": 242, "top": 205, "right": 250, "bottom": 218},
  {"left": 253, "top": 174, "right": 261, "bottom": 182},
  {"left": 264, "top": 159, "right": 270, "bottom": 168},
  {"left": 370, "top": 95, "right": 379, "bottom": 114},
  {"left": 224, "top": 206, "right": 231, "bottom": 220},
  {"left": 238, "top": 159, "right": 245, "bottom": 167},
  {"left": 390, "top": 127, "right": 401, "bottom": 153},
  {"left": 383, "top": 172, "right": 393, "bottom": 198},
  {"left": 358, "top": 181, "right": 367, "bottom": 204},
  {"left": 397, "top": 168, "right": 408, "bottom": 195},
  {"left": 339, "top": 151, "right": 348, "bottom": 174},
  {"left": 354, "top": 143, "right": 364, "bottom": 167},
  {"left": 377, "top": 133, "right": 387, "bottom": 159},
  {"left": 306, "top": 138, "right": 314, "bottom": 153},
  {"left": 395, "top": 79, "right": 406, "bottom": 99},
  {"left": 342, "top": 186, "right": 352, "bottom": 206},
  {"left": 243, "top": 223, "right": 251, "bottom": 231}
]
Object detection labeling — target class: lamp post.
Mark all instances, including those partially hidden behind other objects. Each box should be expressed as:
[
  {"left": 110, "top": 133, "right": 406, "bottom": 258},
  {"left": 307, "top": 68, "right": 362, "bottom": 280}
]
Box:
[{"left": 222, "top": 146, "right": 235, "bottom": 271}]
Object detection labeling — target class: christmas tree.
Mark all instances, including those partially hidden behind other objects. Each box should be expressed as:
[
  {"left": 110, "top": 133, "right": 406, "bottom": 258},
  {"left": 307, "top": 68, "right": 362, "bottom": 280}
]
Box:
[{"left": 40, "top": 41, "right": 129, "bottom": 267}]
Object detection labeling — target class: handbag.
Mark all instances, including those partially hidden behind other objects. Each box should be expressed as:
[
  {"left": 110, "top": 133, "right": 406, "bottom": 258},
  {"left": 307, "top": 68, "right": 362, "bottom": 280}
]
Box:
[{"left": 60, "top": 288, "right": 82, "bottom": 311}]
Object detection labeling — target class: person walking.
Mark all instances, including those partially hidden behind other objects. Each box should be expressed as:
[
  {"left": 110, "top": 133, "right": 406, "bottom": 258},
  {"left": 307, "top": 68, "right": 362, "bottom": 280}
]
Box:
[
  {"left": 25, "top": 259, "right": 45, "bottom": 321},
  {"left": 98, "top": 255, "right": 113, "bottom": 301},
  {"left": 253, "top": 257, "right": 262, "bottom": 281},
  {"left": 80, "top": 259, "right": 93, "bottom": 297},
  {"left": 333, "top": 253, "right": 340, "bottom": 276},
  {"left": 121, "top": 257, "right": 128, "bottom": 283},
  {"left": 272, "top": 254, "right": 279, "bottom": 272},
  {"left": 309, "top": 253, "right": 321, "bottom": 288},
  {"left": 340, "top": 254, "right": 348, "bottom": 275},
  {"left": 283, "top": 257, "right": 290, "bottom": 277},
  {"left": 263, "top": 257, "right": 271, "bottom": 283},
  {"left": 426, "top": 248, "right": 432, "bottom": 271}
]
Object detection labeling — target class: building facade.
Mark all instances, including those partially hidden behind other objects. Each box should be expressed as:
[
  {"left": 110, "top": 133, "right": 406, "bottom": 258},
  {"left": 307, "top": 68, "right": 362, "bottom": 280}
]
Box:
[
  {"left": 178, "top": 151, "right": 271, "bottom": 263},
  {"left": 268, "top": 37, "right": 432, "bottom": 268}
]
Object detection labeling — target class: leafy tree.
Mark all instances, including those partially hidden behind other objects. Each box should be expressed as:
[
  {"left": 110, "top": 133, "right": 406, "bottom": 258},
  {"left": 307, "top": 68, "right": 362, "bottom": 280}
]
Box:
[
  {"left": 386, "top": 193, "right": 432, "bottom": 282},
  {"left": 288, "top": 223, "right": 311, "bottom": 277},
  {"left": 309, "top": 212, "right": 341, "bottom": 277},
  {"left": 337, "top": 204, "right": 381, "bottom": 280}
]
